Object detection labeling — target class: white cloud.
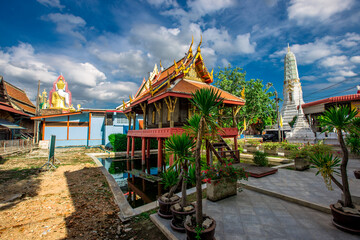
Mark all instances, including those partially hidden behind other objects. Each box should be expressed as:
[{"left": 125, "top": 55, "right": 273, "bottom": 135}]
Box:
[
  {"left": 288, "top": 0, "right": 354, "bottom": 24},
  {"left": 37, "top": 0, "right": 64, "bottom": 9},
  {"left": 320, "top": 55, "right": 349, "bottom": 67},
  {"left": 264, "top": 0, "right": 279, "bottom": 7},
  {"left": 86, "top": 81, "right": 139, "bottom": 101},
  {"left": 203, "top": 28, "right": 256, "bottom": 55},
  {"left": 301, "top": 75, "right": 317, "bottom": 81},
  {"left": 146, "top": 0, "right": 177, "bottom": 7},
  {"left": 339, "top": 33, "right": 360, "bottom": 47},
  {"left": 0, "top": 43, "right": 109, "bottom": 105},
  {"left": 91, "top": 48, "right": 153, "bottom": 77},
  {"left": 350, "top": 56, "right": 360, "bottom": 64},
  {"left": 270, "top": 37, "right": 340, "bottom": 64},
  {"left": 188, "top": 0, "right": 234, "bottom": 17},
  {"left": 42, "top": 13, "right": 86, "bottom": 41}
]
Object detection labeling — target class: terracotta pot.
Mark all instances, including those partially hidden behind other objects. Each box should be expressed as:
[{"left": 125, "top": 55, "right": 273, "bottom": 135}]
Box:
[
  {"left": 157, "top": 197, "right": 180, "bottom": 219},
  {"left": 294, "top": 157, "right": 310, "bottom": 171},
  {"left": 330, "top": 204, "right": 360, "bottom": 233},
  {"left": 354, "top": 170, "right": 360, "bottom": 179},
  {"left": 185, "top": 217, "right": 216, "bottom": 240},
  {"left": 170, "top": 204, "right": 196, "bottom": 232},
  {"left": 207, "top": 178, "right": 237, "bottom": 202}
]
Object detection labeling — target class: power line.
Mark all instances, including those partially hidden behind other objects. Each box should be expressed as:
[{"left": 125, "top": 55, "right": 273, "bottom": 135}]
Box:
[
  {"left": 303, "top": 75, "right": 359, "bottom": 98},
  {"left": 304, "top": 84, "right": 359, "bottom": 102}
]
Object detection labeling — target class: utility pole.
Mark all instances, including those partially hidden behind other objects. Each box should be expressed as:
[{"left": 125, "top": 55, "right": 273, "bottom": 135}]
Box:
[
  {"left": 33, "top": 80, "right": 40, "bottom": 144},
  {"left": 275, "top": 90, "right": 281, "bottom": 142}
]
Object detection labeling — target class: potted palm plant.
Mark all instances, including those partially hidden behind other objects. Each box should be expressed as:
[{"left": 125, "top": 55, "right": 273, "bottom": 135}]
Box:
[
  {"left": 158, "top": 169, "right": 181, "bottom": 219},
  {"left": 309, "top": 106, "right": 360, "bottom": 233},
  {"left": 203, "top": 160, "right": 247, "bottom": 201},
  {"left": 183, "top": 88, "right": 223, "bottom": 240},
  {"left": 165, "top": 133, "right": 196, "bottom": 232}
]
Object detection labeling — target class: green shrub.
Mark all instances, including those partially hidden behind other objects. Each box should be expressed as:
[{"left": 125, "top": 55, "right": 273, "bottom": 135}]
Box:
[
  {"left": 263, "top": 142, "right": 281, "bottom": 150},
  {"left": 280, "top": 142, "right": 300, "bottom": 150},
  {"left": 160, "top": 169, "right": 179, "bottom": 190},
  {"left": 253, "top": 151, "right": 268, "bottom": 166},
  {"left": 108, "top": 133, "right": 157, "bottom": 152},
  {"left": 346, "top": 133, "right": 360, "bottom": 155},
  {"left": 246, "top": 139, "right": 261, "bottom": 147},
  {"left": 289, "top": 143, "right": 333, "bottom": 160}
]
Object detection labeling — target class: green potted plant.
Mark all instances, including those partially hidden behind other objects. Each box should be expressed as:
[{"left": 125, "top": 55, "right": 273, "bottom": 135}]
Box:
[
  {"left": 165, "top": 133, "right": 196, "bottom": 232},
  {"left": 202, "top": 160, "right": 247, "bottom": 201},
  {"left": 289, "top": 144, "right": 311, "bottom": 170},
  {"left": 309, "top": 106, "right": 360, "bottom": 233},
  {"left": 158, "top": 169, "right": 181, "bottom": 219},
  {"left": 183, "top": 88, "right": 223, "bottom": 240}
]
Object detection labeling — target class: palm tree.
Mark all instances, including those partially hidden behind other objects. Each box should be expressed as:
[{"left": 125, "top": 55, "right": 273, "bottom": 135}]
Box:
[
  {"left": 317, "top": 106, "right": 360, "bottom": 207},
  {"left": 189, "top": 88, "right": 223, "bottom": 226},
  {"left": 165, "top": 133, "right": 195, "bottom": 208}
]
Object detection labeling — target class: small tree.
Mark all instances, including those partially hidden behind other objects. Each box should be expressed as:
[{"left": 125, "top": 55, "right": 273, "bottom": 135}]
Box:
[
  {"left": 189, "top": 88, "right": 223, "bottom": 226},
  {"left": 312, "top": 106, "right": 360, "bottom": 208},
  {"left": 214, "top": 65, "right": 277, "bottom": 131},
  {"left": 165, "top": 133, "right": 195, "bottom": 208}
]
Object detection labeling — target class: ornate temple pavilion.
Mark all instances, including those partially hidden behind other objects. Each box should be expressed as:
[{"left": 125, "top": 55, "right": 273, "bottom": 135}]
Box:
[
  {"left": 0, "top": 76, "right": 36, "bottom": 139},
  {"left": 120, "top": 39, "right": 245, "bottom": 172}
]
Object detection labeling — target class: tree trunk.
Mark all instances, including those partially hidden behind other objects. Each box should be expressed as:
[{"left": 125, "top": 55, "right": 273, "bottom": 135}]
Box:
[
  {"left": 195, "top": 118, "right": 204, "bottom": 226},
  {"left": 337, "top": 129, "right": 353, "bottom": 207},
  {"left": 181, "top": 172, "right": 187, "bottom": 208},
  {"left": 168, "top": 170, "right": 184, "bottom": 198}
]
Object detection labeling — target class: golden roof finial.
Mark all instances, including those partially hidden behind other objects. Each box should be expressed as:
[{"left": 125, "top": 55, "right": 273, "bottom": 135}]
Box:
[
  {"left": 188, "top": 36, "right": 194, "bottom": 58},
  {"left": 197, "top": 34, "right": 202, "bottom": 52},
  {"left": 122, "top": 100, "right": 126, "bottom": 109},
  {"left": 160, "top": 59, "right": 163, "bottom": 69},
  {"left": 241, "top": 86, "right": 245, "bottom": 99},
  {"left": 287, "top": 43, "right": 290, "bottom": 52},
  {"left": 129, "top": 95, "right": 132, "bottom": 103}
]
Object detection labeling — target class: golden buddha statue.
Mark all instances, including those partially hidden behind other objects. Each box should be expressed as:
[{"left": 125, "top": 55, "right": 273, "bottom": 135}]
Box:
[{"left": 51, "top": 77, "right": 70, "bottom": 109}]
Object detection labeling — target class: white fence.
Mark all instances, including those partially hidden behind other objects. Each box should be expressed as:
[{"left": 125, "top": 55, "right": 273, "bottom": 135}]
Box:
[{"left": 0, "top": 139, "right": 35, "bottom": 154}]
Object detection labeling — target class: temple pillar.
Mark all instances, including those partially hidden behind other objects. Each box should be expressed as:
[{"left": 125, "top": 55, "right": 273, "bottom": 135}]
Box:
[
  {"left": 234, "top": 136, "right": 239, "bottom": 160},
  {"left": 133, "top": 114, "right": 137, "bottom": 130},
  {"left": 126, "top": 136, "right": 130, "bottom": 157},
  {"left": 140, "top": 103, "right": 147, "bottom": 130},
  {"left": 169, "top": 154, "right": 174, "bottom": 166},
  {"left": 146, "top": 138, "right": 150, "bottom": 158},
  {"left": 131, "top": 137, "right": 135, "bottom": 159},
  {"left": 157, "top": 138, "right": 163, "bottom": 172},
  {"left": 154, "top": 102, "right": 162, "bottom": 128},
  {"left": 141, "top": 137, "right": 146, "bottom": 165},
  {"left": 206, "top": 140, "right": 210, "bottom": 165}
]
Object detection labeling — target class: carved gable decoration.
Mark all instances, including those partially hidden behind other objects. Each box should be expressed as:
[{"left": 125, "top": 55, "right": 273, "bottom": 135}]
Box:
[{"left": 184, "top": 64, "right": 203, "bottom": 82}]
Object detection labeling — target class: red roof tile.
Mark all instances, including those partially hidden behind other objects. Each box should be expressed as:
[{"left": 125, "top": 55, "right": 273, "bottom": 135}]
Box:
[
  {"left": 302, "top": 94, "right": 360, "bottom": 108},
  {"left": 4, "top": 81, "right": 35, "bottom": 107},
  {"left": 171, "top": 79, "right": 244, "bottom": 103}
]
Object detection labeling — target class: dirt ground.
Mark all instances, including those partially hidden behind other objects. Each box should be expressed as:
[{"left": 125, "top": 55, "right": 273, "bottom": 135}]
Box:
[{"left": 0, "top": 147, "right": 167, "bottom": 240}]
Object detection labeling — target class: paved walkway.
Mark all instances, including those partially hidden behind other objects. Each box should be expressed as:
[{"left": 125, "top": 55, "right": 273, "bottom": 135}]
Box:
[
  {"left": 151, "top": 158, "right": 360, "bottom": 240},
  {"left": 152, "top": 189, "right": 359, "bottom": 240},
  {"left": 244, "top": 158, "right": 360, "bottom": 209}
]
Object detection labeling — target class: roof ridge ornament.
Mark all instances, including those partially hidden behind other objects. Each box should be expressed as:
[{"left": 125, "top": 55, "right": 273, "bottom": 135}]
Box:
[
  {"left": 197, "top": 35, "right": 202, "bottom": 53},
  {"left": 287, "top": 43, "right": 290, "bottom": 52}
]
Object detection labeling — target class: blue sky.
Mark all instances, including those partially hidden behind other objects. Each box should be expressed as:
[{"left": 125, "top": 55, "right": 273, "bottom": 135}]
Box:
[{"left": 0, "top": 0, "right": 359, "bottom": 109}]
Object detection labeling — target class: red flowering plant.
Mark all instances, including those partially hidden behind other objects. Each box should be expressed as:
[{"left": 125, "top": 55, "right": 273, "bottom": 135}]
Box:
[{"left": 201, "top": 159, "right": 248, "bottom": 184}]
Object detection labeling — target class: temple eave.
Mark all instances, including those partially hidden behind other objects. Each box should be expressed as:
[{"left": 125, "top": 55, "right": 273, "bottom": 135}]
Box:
[{"left": 127, "top": 127, "right": 239, "bottom": 138}]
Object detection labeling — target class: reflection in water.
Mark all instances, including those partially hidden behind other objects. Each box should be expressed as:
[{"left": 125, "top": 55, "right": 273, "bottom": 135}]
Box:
[{"left": 99, "top": 154, "right": 165, "bottom": 208}]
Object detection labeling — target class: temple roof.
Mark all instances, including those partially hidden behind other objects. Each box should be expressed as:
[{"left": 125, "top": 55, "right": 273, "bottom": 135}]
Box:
[
  {"left": 0, "top": 77, "right": 36, "bottom": 115},
  {"left": 302, "top": 93, "right": 360, "bottom": 109},
  {"left": 119, "top": 38, "right": 245, "bottom": 111}
]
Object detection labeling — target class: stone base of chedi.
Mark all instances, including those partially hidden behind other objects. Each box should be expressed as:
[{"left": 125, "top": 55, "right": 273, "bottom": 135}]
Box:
[{"left": 286, "top": 111, "right": 315, "bottom": 144}]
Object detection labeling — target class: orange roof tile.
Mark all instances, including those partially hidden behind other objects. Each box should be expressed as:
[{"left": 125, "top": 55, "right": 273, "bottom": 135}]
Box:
[
  {"left": 12, "top": 101, "right": 36, "bottom": 114},
  {"left": 171, "top": 79, "right": 244, "bottom": 103},
  {"left": 4, "top": 82, "right": 35, "bottom": 107}
]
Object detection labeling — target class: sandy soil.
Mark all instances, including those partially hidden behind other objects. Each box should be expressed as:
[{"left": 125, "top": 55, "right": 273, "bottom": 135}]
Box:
[{"left": 0, "top": 147, "right": 166, "bottom": 240}]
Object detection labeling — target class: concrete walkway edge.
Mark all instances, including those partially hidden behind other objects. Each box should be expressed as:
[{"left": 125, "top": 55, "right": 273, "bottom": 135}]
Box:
[
  {"left": 87, "top": 153, "right": 136, "bottom": 221},
  {"left": 240, "top": 182, "right": 331, "bottom": 214}
]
